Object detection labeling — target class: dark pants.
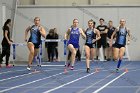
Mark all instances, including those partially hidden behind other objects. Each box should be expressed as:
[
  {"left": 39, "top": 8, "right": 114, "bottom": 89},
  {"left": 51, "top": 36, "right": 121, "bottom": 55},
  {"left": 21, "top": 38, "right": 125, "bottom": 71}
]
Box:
[
  {"left": 0, "top": 45, "right": 10, "bottom": 65},
  {"left": 55, "top": 47, "right": 58, "bottom": 59},
  {"left": 47, "top": 46, "right": 55, "bottom": 61},
  {"left": 76, "top": 49, "right": 81, "bottom": 61}
]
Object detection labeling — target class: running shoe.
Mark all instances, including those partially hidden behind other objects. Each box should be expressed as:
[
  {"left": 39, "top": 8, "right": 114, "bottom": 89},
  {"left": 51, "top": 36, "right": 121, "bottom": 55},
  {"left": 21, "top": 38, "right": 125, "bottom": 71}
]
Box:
[
  {"left": 27, "top": 65, "right": 31, "bottom": 71},
  {"left": 86, "top": 68, "right": 90, "bottom": 73},
  {"left": 67, "top": 62, "right": 71, "bottom": 68},
  {"left": 116, "top": 68, "right": 119, "bottom": 73},
  {"left": 70, "top": 66, "right": 74, "bottom": 70},
  {"left": 6, "top": 64, "right": 12, "bottom": 68}
]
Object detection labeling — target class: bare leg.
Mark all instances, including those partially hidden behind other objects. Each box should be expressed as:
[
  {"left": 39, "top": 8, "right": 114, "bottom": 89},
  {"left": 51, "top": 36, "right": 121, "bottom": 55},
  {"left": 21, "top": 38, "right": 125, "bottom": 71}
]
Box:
[
  {"left": 113, "top": 48, "right": 119, "bottom": 61},
  {"left": 106, "top": 47, "right": 109, "bottom": 60},
  {"left": 85, "top": 45, "right": 90, "bottom": 69},
  {"left": 103, "top": 48, "right": 106, "bottom": 60},
  {"left": 109, "top": 47, "right": 113, "bottom": 60},
  {"left": 68, "top": 44, "right": 77, "bottom": 68},
  {"left": 27, "top": 42, "right": 35, "bottom": 66},
  {"left": 90, "top": 48, "right": 95, "bottom": 61},
  {"left": 34, "top": 48, "right": 39, "bottom": 64},
  {"left": 96, "top": 48, "right": 99, "bottom": 60},
  {"left": 119, "top": 47, "right": 126, "bottom": 60},
  {"left": 117, "top": 47, "right": 125, "bottom": 69}
]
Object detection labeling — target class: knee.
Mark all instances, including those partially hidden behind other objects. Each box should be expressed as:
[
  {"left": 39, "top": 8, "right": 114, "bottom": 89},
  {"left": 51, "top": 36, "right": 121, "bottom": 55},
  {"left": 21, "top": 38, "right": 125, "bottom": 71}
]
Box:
[
  {"left": 119, "top": 56, "right": 123, "bottom": 60},
  {"left": 86, "top": 56, "right": 90, "bottom": 59},
  {"left": 119, "top": 53, "right": 124, "bottom": 60},
  {"left": 71, "top": 50, "right": 76, "bottom": 56},
  {"left": 113, "top": 55, "right": 118, "bottom": 61},
  {"left": 30, "top": 51, "right": 34, "bottom": 56},
  {"left": 86, "top": 54, "right": 90, "bottom": 59}
]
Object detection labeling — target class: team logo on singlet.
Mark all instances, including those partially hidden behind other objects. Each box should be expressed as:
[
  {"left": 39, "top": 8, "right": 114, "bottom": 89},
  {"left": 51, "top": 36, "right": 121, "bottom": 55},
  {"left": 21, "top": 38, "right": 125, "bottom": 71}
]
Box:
[
  {"left": 119, "top": 30, "right": 127, "bottom": 36},
  {"left": 71, "top": 31, "right": 79, "bottom": 34},
  {"left": 31, "top": 26, "right": 39, "bottom": 34}
]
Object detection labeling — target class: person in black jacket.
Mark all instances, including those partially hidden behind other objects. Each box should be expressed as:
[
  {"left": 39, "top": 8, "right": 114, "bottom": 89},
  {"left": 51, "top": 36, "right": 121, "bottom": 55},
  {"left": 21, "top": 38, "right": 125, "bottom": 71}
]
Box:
[
  {"left": 53, "top": 28, "right": 59, "bottom": 61},
  {"left": 0, "top": 19, "right": 13, "bottom": 68},
  {"left": 45, "top": 29, "right": 57, "bottom": 62}
]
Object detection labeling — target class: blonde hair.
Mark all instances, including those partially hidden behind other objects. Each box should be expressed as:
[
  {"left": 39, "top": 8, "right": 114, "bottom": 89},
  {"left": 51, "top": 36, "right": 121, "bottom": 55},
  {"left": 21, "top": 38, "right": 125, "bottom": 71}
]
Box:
[
  {"left": 34, "top": 17, "right": 40, "bottom": 21},
  {"left": 88, "top": 19, "right": 94, "bottom": 24},
  {"left": 73, "top": 19, "right": 78, "bottom": 23}
]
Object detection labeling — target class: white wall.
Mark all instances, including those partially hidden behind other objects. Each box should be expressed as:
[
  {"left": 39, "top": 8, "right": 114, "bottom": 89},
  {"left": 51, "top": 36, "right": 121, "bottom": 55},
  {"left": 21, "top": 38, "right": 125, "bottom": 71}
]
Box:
[
  {"left": 93, "top": 0, "right": 140, "bottom": 5},
  {"left": 35, "top": 0, "right": 88, "bottom": 5},
  {"left": 0, "top": 0, "right": 16, "bottom": 21},
  {"left": 19, "top": 0, "right": 140, "bottom": 5},
  {"left": 19, "top": 0, "right": 34, "bottom": 5},
  {"left": 13, "top": 6, "right": 140, "bottom": 61},
  {"left": 0, "top": 0, "right": 17, "bottom": 36}
]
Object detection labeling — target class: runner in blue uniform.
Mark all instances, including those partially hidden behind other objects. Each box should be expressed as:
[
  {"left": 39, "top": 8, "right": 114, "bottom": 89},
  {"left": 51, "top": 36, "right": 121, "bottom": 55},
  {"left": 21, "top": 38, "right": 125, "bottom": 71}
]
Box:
[
  {"left": 65, "top": 19, "right": 86, "bottom": 70},
  {"left": 25, "top": 17, "right": 46, "bottom": 70},
  {"left": 110, "top": 19, "right": 131, "bottom": 72},
  {"left": 85, "top": 19, "right": 101, "bottom": 73}
]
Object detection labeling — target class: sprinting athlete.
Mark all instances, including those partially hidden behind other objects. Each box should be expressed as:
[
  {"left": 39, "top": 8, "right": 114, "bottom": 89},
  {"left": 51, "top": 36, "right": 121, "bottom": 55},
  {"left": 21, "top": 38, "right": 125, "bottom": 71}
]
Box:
[
  {"left": 25, "top": 17, "right": 46, "bottom": 70},
  {"left": 85, "top": 19, "right": 101, "bottom": 73},
  {"left": 65, "top": 19, "right": 86, "bottom": 70},
  {"left": 110, "top": 19, "right": 130, "bottom": 72}
]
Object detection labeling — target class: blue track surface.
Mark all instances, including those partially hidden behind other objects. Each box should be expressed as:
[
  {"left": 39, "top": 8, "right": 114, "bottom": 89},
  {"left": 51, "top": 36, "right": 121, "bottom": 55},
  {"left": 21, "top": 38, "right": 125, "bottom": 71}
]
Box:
[{"left": 0, "top": 61, "right": 140, "bottom": 93}]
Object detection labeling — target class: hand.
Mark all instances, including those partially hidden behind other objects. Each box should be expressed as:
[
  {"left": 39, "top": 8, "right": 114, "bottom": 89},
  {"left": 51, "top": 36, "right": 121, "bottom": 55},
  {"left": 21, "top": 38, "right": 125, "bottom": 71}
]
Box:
[
  {"left": 109, "top": 40, "right": 112, "bottom": 47},
  {"left": 92, "top": 39, "right": 96, "bottom": 44},
  {"left": 10, "top": 39, "right": 13, "bottom": 42},
  {"left": 8, "top": 41, "right": 12, "bottom": 45},
  {"left": 107, "top": 38, "right": 110, "bottom": 44},
  {"left": 100, "top": 31, "right": 103, "bottom": 34},
  {"left": 25, "top": 38, "right": 27, "bottom": 42},
  {"left": 109, "top": 43, "right": 112, "bottom": 47},
  {"left": 38, "top": 26, "right": 42, "bottom": 31},
  {"left": 127, "top": 41, "right": 130, "bottom": 45}
]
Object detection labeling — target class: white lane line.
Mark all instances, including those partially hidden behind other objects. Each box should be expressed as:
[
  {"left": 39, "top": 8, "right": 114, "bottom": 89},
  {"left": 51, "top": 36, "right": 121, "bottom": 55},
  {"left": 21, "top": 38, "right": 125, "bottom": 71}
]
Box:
[
  {"left": 0, "top": 65, "right": 64, "bottom": 75},
  {"left": 0, "top": 71, "right": 64, "bottom": 93},
  {"left": 41, "top": 65, "right": 64, "bottom": 67},
  {"left": 0, "top": 69, "right": 26, "bottom": 75},
  {"left": 92, "top": 72, "right": 127, "bottom": 93},
  {"left": 0, "top": 72, "right": 33, "bottom": 82},
  {"left": 129, "top": 68, "right": 140, "bottom": 72},
  {"left": 78, "top": 63, "right": 133, "bottom": 93},
  {"left": 0, "top": 68, "right": 63, "bottom": 82},
  {"left": 43, "top": 71, "right": 96, "bottom": 93},
  {"left": 0, "top": 69, "right": 82, "bottom": 93},
  {"left": 19, "top": 69, "right": 84, "bottom": 93},
  {"left": 77, "top": 73, "right": 113, "bottom": 93}
]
